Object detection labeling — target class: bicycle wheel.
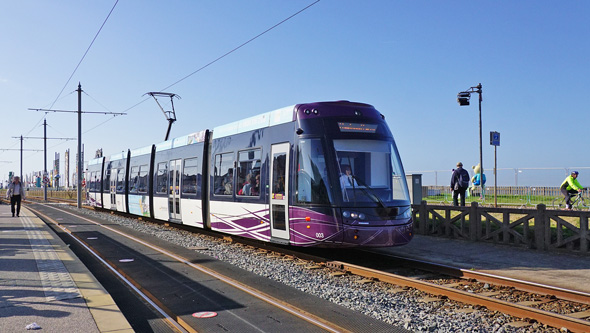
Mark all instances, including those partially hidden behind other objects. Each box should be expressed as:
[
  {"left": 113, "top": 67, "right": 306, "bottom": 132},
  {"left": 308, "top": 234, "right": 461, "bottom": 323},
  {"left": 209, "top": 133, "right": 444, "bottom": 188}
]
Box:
[
  {"left": 574, "top": 197, "right": 589, "bottom": 210},
  {"left": 552, "top": 196, "right": 566, "bottom": 209}
]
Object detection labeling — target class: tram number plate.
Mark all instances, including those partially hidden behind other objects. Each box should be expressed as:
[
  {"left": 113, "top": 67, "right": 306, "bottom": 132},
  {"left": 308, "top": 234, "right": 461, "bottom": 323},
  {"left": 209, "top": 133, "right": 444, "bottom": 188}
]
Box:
[{"left": 315, "top": 233, "right": 324, "bottom": 239}]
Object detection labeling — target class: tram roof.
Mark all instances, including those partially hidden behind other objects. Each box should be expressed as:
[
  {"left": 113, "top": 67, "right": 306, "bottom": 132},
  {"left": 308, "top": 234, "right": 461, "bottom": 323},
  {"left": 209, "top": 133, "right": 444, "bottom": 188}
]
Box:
[
  {"left": 155, "top": 130, "right": 207, "bottom": 152},
  {"left": 211, "top": 105, "right": 295, "bottom": 139}
]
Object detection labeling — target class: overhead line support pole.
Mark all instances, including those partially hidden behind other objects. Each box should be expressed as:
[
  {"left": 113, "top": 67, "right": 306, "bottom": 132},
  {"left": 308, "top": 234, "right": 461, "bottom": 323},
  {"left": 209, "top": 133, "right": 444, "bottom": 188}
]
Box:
[
  {"left": 44, "top": 119, "right": 48, "bottom": 201},
  {"left": 20, "top": 136, "right": 23, "bottom": 181},
  {"left": 29, "top": 83, "right": 126, "bottom": 208},
  {"left": 77, "top": 83, "right": 82, "bottom": 208}
]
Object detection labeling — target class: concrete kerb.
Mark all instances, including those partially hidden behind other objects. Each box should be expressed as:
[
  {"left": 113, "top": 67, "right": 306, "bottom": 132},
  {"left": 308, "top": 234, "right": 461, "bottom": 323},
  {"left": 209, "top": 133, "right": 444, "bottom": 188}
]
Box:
[{"left": 23, "top": 206, "right": 134, "bottom": 333}]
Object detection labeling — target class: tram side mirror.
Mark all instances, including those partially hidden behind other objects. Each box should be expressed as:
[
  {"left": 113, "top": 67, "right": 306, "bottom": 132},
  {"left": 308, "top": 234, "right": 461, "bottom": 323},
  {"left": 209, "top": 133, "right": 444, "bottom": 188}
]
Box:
[{"left": 296, "top": 128, "right": 304, "bottom": 135}]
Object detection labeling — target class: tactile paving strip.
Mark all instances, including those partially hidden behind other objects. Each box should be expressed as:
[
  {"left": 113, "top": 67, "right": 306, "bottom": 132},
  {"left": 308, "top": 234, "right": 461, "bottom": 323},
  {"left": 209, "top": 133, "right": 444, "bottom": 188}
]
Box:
[{"left": 22, "top": 217, "right": 82, "bottom": 302}]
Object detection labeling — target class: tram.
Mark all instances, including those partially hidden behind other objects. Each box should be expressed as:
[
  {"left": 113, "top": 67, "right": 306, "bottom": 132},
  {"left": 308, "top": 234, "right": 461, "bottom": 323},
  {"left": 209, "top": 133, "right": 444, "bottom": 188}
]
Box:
[{"left": 86, "top": 101, "right": 413, "bottom": 247}]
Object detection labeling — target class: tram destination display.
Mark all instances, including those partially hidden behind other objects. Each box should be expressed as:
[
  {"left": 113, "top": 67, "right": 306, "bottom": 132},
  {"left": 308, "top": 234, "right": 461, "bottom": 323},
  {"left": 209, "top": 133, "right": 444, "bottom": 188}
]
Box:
[{"left": 337, "top": 122, "right": 378, "bottom": 133}]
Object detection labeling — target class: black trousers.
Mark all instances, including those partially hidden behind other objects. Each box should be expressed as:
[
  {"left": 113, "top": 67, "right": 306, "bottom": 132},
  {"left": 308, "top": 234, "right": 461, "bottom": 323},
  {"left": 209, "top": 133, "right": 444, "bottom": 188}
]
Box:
[
  {"left": 561, "top": 186, "right": 578, "bottom": 207},
  {"left": 453, "top": 186, "right": 468, "bottom": 206},
  {"left": 10, "top": 195, "right": 22, "bottom": 216}
]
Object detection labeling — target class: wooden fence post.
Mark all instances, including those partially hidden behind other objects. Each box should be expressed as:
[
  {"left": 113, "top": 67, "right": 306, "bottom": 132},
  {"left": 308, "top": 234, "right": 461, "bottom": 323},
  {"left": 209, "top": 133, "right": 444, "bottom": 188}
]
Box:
[
  {"left": 534, "top": 204, "right": 546, "bottom": 250},
  {"left": 580, "top": 214, "right": 588, "bottom": 253},
  {"left": 419, "top": 200, "right": 428, "bottom": 235},
  {"left": 469, "top": 201, "right": 479, "bottom": 241}
]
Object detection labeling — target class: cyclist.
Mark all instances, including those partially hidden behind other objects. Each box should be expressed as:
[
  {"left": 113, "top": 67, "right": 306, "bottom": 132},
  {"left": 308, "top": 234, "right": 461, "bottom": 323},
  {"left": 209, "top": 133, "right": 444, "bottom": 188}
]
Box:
[{"left": 560, "top": 171, "right": 584, "bottom": 210}]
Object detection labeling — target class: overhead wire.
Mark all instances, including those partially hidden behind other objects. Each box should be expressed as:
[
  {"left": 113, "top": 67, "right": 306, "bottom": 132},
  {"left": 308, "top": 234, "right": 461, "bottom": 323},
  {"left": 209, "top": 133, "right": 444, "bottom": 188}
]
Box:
[
  {"left": 120, "top": 0, "right": 321, "bottom": 114},
  {"left": 83, "top": 0, "right": 321, "bottom": 135},
  {"left": 48, "top": 0, "right": 119, "bottom": 111},
  {"left": 17, "top": 0, "right": 320, "bottom": 160},
  {"left": 14, "top": 91, "right": 77, "bottom": 146},
  {"left": 12, "top": 0, "right": 117, "bottom": 161}
]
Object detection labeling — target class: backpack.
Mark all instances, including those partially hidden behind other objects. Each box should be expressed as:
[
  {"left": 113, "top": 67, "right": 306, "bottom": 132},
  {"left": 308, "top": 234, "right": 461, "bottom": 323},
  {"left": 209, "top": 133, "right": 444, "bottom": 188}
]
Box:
[{"left": 458, "top": 169, "right": 470, "bottom": 188}]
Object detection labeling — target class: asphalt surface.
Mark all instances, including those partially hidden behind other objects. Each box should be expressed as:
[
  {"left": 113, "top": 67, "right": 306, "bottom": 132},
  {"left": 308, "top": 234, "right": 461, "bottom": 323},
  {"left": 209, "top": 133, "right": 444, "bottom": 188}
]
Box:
[
  {"left": 31, "top": 203, "right": 407, "bottom": 333},
  {"left": 0, "top": 203, "right": 132, "bottom": 333}
]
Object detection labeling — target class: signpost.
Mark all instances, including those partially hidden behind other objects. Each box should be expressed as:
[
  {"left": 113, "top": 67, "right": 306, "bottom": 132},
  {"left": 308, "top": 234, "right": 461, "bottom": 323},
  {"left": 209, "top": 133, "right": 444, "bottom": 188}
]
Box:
[{"left": 490, "top": 131, "right": 500, "bottom": 207}]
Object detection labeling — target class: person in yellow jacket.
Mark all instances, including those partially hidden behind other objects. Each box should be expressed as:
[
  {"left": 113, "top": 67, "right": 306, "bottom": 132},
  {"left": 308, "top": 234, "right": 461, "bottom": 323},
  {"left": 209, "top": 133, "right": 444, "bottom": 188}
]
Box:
[{"left": 560, "top": 171, "right": 584, "bottom": 210}]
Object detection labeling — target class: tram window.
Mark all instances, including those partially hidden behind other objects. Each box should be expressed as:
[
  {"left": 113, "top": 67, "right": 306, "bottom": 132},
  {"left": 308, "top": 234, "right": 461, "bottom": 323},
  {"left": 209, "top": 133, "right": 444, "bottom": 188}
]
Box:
[
  {"left": 237, "top": 149, "right": 261, "bottom": 196},
  {"left": 93, "top": 171, "right": 100, "bottom": 191},
  {"left": 103, "top": 169, "right": 110, "bottom": 192},
  {"left": 88, "top": 172, "right": 96, "bottom": 191},
  {"left": 182, "top": 158, "right": 199, "bottom": 194},
  {"left": 95, "top": 170, "right": 102, "bottom": 192},
  {"left": 111, "top": 168, "right": 118, "bottom": 190},
  {"left": 129, "top": 166, "right": 140, "bottom": 193},
  {"left": 213, "top": 153, "right": 234, "bottom": 196},
  {"left": 138, "top": 165, "right": 148, "bottom": 193},
  {"left": 334, "top": 139, "right": 409, "bottom": 203},
  {"left": 295, "top": 139, "right": 331, "bottom": 205},
  {"left": 272, "top": 153, "right": 286, "bottom": 195},
  {"left": 156, "top": 162, "right": 167, "bottom": 194},
  {"left": 116, "top": 168, "right": 125, "bottom": 193}
]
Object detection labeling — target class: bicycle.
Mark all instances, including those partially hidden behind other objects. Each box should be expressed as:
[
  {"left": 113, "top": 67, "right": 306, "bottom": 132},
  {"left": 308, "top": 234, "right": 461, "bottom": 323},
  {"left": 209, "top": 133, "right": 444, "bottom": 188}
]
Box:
[{"left": 552, "top": 190, "right": 589, "bottom": 210}]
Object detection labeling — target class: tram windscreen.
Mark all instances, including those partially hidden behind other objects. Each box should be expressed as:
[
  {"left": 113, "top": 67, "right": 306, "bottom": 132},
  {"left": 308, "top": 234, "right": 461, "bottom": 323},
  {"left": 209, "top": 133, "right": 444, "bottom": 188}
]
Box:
[
  {"left": 334, "top": 139, "right": 409, "bottom": 204},
  {"left": 295, "top": 139, "right": 332, "bottom": 205}
]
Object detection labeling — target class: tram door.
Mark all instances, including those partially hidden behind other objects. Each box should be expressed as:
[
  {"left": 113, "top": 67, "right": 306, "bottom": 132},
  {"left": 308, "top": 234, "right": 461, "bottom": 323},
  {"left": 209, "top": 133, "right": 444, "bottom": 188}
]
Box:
[
  {"left": 270, "top": 143, "right": 290, "bottom": 241},
  {"left": 168, "top": 159, "right": 182, "bottom": 221},
  {"left": 110, "top": 168, "right": 117, "bottom": 210}
]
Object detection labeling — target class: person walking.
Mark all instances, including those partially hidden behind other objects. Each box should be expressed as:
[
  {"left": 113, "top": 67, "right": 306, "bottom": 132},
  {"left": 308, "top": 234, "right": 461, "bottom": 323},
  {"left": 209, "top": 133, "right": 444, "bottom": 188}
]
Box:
[
  {"left": 560, "top": 171, "right": 584, "bottom": 210},
  {"left": 6, "top": 176, "right": 26, "bottom": 217},
  {"left": 450, "top": 162, "right": 470, "bottom": 206}
]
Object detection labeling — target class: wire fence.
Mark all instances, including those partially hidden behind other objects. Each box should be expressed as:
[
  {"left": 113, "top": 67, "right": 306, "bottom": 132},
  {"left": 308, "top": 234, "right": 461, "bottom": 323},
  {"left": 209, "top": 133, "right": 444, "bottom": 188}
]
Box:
[
  {"left": 409, "top": 167, "right": 590, "bottom": 188},
  {"left": 423, "top": 185, "right": 589, "bottom": 209}
]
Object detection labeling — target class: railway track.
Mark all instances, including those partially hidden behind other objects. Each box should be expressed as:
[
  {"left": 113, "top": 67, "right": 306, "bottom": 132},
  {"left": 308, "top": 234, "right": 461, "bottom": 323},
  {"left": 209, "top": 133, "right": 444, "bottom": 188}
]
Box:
[
  {"left": 194, "top": 226, "right": 590, "bottom": 332},
  {"left": 325, "top": 257, "right": 590, "bottom": 332},
  {"left": 26, "top": 202, "right": 397, "bottom": 333},
  {"left": 26, "top": 199, "right": 590, "bottom": 332},
  {"left": 221, "top": 237, "right": 590, "bottom": 332}
]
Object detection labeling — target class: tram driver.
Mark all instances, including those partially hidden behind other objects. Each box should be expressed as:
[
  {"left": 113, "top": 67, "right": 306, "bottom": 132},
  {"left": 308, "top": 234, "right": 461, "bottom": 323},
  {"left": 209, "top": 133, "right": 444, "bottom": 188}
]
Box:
[{"left": 340, "top": 164, "right": 358, "bottom": 189}]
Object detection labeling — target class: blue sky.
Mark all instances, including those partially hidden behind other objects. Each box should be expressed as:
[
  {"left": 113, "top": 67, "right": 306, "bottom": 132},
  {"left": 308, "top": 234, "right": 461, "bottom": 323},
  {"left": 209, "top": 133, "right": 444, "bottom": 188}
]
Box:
[{"left": 0, "top": 1, "right": 588, "bottom": 187}]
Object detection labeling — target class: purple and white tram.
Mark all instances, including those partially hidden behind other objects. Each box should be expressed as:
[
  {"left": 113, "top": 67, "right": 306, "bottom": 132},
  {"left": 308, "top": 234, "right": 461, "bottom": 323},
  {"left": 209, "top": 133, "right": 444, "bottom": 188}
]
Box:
[{"left": 86, "top": 101, "right": 413, "bottom": 247}]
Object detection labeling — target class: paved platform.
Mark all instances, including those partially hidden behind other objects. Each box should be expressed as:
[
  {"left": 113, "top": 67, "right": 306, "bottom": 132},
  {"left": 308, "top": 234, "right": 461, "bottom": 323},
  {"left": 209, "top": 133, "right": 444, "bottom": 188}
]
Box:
[
  {"left": 380, "top": 234, "right": 590, "bottom": 294},
  {"left": 0, "top": 203, "right": 133, "bottom": 333}
]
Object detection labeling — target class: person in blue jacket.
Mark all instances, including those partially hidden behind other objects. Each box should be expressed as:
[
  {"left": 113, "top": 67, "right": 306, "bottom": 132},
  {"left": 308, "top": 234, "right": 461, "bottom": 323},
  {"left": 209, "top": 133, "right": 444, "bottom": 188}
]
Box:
[{"left": 450, "top": 162, "right": 470, "bottom": 206}]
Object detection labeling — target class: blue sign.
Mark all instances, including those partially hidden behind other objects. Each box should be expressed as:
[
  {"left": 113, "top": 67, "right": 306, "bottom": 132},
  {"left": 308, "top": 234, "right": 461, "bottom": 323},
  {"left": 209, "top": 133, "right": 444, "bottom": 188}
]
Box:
[{"left": 490, "top": 131, "right": 500, "bottom": 146}]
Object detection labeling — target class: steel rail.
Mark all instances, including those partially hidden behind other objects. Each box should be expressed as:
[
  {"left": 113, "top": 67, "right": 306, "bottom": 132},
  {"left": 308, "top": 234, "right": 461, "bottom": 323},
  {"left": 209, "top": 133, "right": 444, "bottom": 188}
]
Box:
[
  {"left": 366, "top": 252, "right": 590, "bottom": 306},
  {"left": 26, "top": 205, "right": 189, "bottom": 333},
  {"left": 327, "top": 260, "right": 590, "bottom": 333},
  {"left": 25, "top": 199, "right": 590, "bottom": 331},
  {"left": 31, "top": 203, "right": 351, "bottom": 333}
]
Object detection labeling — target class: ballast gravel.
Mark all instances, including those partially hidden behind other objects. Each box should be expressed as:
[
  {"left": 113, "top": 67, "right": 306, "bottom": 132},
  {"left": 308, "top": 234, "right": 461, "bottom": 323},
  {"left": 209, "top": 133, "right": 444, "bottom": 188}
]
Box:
[{"left": 64, "top": 205, "right": 563, "bottom": 333}]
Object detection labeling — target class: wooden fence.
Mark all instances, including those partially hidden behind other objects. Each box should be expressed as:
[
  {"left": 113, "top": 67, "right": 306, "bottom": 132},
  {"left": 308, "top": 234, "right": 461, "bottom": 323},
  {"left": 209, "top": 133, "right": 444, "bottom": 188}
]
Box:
[{"left": 412, "top": 201, "right": 590, "bottom": 253}]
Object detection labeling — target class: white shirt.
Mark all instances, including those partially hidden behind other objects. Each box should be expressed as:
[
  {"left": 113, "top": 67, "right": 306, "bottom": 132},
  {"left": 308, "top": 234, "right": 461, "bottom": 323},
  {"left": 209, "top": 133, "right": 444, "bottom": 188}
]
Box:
[
  {"left": 340, "top": 174, "right": 358, "bottom": 188},
  {"left": 7, "top": 182, "right": 25, "bottom": 198}
]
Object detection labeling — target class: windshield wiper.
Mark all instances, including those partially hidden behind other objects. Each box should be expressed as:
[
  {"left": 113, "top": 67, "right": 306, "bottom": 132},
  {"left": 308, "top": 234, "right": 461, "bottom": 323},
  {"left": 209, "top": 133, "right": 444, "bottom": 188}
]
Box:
[{"left": 351, "top": 175, "right": 387, "bottom": 209}]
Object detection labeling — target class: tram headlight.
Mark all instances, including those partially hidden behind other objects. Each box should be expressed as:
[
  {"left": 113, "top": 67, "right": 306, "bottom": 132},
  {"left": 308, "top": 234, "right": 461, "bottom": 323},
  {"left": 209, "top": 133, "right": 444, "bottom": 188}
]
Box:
[
  {"left": 399, "top": 207, "right": 412, "bottom": 219},
  {"left": 358, "top": 213, "right": 366, "bottom": 220},
  {"left": 343, "top": 211, "right": 351, "bottom": 218},
  {"left": 350, "top": 212, "right": 358, "bottom": 219}
]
